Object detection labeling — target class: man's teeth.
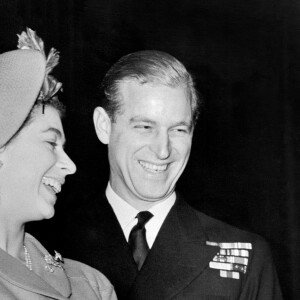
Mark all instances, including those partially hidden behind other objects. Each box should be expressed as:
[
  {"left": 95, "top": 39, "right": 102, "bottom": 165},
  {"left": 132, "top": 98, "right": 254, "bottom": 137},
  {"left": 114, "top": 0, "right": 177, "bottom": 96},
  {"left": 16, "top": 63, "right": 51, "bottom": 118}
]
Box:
[
  {"left": 42, "top": 177, "right": 61, "bottom": 193},
  {"left": 139, "top": 161, "right": 167, "bottom": 173}
]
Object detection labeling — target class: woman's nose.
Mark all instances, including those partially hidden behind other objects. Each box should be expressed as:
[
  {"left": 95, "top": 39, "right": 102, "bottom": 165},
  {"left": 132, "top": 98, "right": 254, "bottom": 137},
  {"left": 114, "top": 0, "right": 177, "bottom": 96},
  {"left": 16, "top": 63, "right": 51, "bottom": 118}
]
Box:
[{"left": 58, "top": 150, "right": 77, "bottom": 175}]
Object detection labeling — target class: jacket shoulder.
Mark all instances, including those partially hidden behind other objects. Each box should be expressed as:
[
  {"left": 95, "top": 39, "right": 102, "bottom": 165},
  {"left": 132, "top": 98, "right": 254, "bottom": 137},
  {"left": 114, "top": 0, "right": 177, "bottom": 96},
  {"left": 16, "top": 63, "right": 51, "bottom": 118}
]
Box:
[
  {"left": 194, "top": 208, "right": 266, "bottom": 243},
  {"left": 63, "top": 258, "right": 117, "bottom": 299}
]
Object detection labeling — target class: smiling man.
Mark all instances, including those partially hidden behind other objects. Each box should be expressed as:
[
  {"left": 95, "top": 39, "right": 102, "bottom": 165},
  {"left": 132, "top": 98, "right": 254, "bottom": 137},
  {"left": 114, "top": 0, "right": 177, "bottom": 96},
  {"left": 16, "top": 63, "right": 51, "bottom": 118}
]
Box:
[
  {"left": 64, "top": 50, "right": 282, "bottom": 300},
  {"left": 95, "top": 79, "right": 193, "bottom": 210}
]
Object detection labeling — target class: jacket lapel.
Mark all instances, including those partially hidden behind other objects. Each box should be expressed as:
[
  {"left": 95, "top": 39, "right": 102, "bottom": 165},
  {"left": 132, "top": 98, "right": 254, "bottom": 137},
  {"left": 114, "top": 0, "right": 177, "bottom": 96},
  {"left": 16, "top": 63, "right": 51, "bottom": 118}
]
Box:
[
  {"left": 129, "top": 197, "right": 219, "bottom": 300},
  {"left": 0, "top": 243, "right": 69, "bottom": 300},
  {"left": 25, "top": 233, "right": 71, "bottom": 298},
  {"left": 97, "top": 195, "right": 138, "bottom": 296}
]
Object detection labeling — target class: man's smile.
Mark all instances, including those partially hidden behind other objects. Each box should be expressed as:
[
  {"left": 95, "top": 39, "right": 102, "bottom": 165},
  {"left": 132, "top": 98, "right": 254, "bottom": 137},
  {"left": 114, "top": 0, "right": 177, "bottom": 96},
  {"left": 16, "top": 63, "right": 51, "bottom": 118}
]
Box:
[{"left": 138, "top": 160, "right": 168, "bottom": 173}]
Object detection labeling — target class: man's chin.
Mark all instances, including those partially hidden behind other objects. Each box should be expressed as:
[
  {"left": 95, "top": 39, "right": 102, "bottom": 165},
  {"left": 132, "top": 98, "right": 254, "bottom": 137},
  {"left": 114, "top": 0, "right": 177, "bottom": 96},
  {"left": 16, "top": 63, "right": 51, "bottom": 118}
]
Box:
[{"left": 135, "top": 188, "right": 172, "bottom": 203}]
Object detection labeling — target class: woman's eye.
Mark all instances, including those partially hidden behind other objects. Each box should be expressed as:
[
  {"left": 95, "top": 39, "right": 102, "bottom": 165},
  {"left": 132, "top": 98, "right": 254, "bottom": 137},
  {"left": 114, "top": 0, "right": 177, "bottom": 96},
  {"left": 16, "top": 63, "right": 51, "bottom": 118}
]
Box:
[{"left": 47, "top": 141, "right": 57, "bottom": 148}]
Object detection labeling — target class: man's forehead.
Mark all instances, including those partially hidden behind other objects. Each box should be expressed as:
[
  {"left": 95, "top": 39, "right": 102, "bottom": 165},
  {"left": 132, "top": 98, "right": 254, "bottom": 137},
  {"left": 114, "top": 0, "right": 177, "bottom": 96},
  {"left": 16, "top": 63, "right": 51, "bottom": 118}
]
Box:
[
  {"left": 119, "top": 80, "right": 192, "bottom": 123},
  {"left": 118, "top": 79, "right": 189, "bottom": 103},
  {"left": 119, "top": 77, "right": 186, "bottom": 89}
]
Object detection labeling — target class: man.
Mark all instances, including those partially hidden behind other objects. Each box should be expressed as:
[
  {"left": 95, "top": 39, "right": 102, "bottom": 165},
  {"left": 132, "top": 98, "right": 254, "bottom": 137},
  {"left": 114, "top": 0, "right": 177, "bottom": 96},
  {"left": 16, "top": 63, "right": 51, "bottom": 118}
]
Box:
[{"left": 63, "top": 50, "right": 282, "bottom": 299}]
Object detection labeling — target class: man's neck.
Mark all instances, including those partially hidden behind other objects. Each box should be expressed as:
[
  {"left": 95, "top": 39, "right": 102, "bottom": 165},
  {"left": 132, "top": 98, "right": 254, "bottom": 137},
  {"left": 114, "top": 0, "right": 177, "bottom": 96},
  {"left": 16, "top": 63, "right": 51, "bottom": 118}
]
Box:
[{"left": 107, "top": 182, "right": 174, "bottom": 210}]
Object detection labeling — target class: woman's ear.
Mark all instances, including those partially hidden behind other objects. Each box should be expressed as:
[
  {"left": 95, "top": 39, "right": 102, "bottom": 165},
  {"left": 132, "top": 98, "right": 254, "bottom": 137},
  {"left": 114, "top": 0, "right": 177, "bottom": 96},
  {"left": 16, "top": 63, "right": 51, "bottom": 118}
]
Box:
[{"left": 93, "top": 107, "right": 112, "bottom": 144}]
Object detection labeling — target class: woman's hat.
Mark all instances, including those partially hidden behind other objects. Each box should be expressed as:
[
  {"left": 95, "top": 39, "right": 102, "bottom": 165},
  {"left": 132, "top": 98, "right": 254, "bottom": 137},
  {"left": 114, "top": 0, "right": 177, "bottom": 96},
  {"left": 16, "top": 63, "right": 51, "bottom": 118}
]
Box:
[
  {"left": 0, "top": 49, "right": 46, "bottom": 147},
  {"left": 0, "top": 28, "right": 62, "bottom": 148}
]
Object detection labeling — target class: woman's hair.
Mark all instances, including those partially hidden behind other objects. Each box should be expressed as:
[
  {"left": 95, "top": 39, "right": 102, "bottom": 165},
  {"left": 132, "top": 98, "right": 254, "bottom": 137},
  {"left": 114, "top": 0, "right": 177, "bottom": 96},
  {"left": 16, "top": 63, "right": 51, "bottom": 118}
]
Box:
[
  {"left": 4, "top": 97, "right": 65, "bottom": 147},
  {"left": 100, "top": 50, "right": 202, "bottom": 125}
]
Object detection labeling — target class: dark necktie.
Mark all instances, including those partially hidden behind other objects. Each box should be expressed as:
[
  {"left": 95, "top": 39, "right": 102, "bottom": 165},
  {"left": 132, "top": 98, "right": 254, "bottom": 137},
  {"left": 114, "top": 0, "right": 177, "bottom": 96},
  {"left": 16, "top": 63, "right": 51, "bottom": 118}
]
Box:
[{"left": 128, "top": 211, "right": 153, "bottom": 270}]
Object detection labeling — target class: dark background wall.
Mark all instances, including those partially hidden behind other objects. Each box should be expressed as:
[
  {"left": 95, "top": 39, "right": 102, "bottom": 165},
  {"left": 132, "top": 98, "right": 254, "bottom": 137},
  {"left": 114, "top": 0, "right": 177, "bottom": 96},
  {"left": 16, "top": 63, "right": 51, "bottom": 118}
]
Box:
[{"left": 1, "top": 0, "right": 299, "bottom": 298}]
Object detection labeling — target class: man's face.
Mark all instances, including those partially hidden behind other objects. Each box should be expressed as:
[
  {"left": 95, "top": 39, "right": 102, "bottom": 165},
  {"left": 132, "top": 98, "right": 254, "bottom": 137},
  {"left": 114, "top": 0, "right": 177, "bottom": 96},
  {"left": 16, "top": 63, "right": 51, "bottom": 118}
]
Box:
[{"left": 106, "top": 80, "right": 193, "bottom": 209}]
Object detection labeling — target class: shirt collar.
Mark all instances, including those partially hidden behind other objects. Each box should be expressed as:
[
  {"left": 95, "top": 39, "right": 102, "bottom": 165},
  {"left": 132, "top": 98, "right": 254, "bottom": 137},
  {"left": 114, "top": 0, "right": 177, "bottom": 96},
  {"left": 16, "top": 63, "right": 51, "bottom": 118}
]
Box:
[
  {"left": 148, "top": 193, "right": 176, "bottom": 223},
  {"left": 106, "top": 182, "right": 176, "bottom": 232},
  {"left": 106, "top": 183, "right": 139, "bottom": 231}
]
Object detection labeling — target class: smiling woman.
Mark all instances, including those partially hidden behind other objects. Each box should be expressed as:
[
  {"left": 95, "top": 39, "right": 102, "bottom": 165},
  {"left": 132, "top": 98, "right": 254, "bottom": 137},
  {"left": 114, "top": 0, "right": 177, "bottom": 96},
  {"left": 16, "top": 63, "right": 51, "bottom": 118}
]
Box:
[
  {"left": 0, "top": 28, "right": 117, "bottom": 300},
  {"left": 2, "top": 106, "right": 75, "bottom": 221}
]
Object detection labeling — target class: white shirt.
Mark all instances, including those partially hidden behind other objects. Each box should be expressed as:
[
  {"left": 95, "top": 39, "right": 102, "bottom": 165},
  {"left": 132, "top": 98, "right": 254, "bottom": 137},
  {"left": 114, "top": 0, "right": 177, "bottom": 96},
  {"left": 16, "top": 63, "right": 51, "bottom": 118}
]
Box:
[{"left": 106, "top": 183, "right": 176, "bottom": 248}]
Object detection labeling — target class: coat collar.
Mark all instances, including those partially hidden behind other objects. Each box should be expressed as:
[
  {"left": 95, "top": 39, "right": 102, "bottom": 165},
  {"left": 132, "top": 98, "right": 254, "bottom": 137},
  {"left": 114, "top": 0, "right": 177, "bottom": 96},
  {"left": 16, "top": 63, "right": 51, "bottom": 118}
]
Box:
[
  {"left": 0, "top": 233, "right": 71, "bottom": 299},
  {"left": 129, "top": 196, "right": 219, "bottom": 299},
  {"left": 98, "top": 195, "right": 138, "bottom": 296}
]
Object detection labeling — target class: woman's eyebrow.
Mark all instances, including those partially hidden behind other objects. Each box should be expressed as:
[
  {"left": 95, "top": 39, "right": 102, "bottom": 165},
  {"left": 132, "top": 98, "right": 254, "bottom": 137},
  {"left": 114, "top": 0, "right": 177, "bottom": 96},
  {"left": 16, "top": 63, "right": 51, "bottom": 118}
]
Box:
[
  {"left": 42, "top": 127, "right": 62, "bottom": 137},
  {"left": 42, "top": 127, "right": 66, "bottom": 146}
]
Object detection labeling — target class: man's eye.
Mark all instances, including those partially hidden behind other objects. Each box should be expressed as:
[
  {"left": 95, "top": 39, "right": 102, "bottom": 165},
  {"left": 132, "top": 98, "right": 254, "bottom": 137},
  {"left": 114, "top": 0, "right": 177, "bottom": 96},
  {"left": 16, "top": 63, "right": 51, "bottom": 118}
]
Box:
[
  {"left": 135, "top": 125, "right": 152, "bottom": 130},
  {"left": 173, "top": 128, "right": 188, "bottom": 134}
]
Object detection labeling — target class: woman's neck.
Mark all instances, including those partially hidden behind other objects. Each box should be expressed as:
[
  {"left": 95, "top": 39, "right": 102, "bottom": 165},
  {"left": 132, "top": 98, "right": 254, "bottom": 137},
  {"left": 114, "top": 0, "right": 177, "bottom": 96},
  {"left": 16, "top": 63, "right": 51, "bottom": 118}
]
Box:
[{"left": 0, "top": 219, "right": 25, "bottom": 260}]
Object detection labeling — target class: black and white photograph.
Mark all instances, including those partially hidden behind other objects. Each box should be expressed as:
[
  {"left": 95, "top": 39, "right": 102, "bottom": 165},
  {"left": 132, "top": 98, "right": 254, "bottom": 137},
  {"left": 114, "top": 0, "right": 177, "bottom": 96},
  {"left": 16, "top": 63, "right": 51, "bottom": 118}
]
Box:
[{"left": 0, "top": 0, "right": 299, "bottom": 299}]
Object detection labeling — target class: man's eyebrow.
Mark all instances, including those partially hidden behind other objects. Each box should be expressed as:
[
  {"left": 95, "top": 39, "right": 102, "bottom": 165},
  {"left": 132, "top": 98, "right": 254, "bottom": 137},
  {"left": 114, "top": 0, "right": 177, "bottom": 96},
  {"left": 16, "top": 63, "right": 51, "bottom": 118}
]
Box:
[
  {"left": 129, "top": 117, "right": 193, "bottom": 130},
  {"left": 174, "top": 121, "right": 193, "bottom": 129},
  {"left": 174, "top": 121, "right": 192, "bottom": 126},
  {"left": 129, "top": 116, "right": 156, "bottom": 125}
]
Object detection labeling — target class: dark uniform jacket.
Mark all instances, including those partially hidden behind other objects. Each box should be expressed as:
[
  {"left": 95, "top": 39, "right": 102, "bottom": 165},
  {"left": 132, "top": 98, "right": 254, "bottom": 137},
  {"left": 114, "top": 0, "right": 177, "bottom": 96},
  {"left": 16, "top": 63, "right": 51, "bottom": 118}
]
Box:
[{"left": 60, "top": 192, "right": 282, "bottom": 300}]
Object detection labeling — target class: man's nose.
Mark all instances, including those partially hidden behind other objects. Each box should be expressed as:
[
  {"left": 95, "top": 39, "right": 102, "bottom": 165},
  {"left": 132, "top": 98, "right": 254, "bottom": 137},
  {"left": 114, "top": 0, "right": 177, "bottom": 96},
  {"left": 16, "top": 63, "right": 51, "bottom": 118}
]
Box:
[
  {"left": 58, "top": 150, "right": 77, "bottom": 175},
  {"left": 150, "top": 131, "right": 171, "bottom": 160}
]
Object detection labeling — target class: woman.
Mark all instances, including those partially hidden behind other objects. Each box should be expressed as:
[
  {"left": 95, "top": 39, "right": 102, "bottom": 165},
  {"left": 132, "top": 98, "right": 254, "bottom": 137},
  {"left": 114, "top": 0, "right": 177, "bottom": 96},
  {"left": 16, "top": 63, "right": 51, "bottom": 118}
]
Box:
[{"left": 0, "top": 28, "right": 117, "bottom": 299}]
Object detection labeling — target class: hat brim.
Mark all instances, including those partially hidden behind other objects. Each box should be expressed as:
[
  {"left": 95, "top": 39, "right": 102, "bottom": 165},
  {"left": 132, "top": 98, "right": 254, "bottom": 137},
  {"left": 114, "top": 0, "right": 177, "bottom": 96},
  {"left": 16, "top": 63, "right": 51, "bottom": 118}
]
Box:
[{"left": 0, "top": 49, "right": 46, "bottom": 147}]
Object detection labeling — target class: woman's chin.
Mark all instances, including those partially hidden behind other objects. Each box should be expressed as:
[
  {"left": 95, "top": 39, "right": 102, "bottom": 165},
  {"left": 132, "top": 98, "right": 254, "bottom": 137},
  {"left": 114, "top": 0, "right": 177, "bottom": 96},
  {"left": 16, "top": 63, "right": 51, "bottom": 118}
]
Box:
[
  {"left": 43, "top": 207, "right": 55, "bottom": 220},
  {"left": 37, "top": 202, "right": 56, "bottom": 221}
]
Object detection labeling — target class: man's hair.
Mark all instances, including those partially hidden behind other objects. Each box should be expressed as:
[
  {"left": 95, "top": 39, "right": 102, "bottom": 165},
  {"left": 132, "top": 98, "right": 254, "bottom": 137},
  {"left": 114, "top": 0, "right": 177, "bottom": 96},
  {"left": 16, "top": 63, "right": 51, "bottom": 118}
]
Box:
[{"left": 100, "top": 50, "right": 202, "bottom": 125}]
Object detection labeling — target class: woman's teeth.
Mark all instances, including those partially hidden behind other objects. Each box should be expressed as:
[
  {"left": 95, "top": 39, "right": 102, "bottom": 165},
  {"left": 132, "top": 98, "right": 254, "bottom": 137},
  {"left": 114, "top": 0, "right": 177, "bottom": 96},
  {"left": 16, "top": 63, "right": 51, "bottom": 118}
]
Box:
[{"left": 42, "top": 177, "right": 61, "bottom": 193}]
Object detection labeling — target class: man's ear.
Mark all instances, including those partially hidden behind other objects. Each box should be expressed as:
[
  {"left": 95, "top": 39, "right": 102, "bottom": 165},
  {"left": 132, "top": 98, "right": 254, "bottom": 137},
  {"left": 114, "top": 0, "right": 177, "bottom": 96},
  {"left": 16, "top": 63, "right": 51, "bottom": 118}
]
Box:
[{"left": 93, "top": 107, "right": 112, "bottom": 144}]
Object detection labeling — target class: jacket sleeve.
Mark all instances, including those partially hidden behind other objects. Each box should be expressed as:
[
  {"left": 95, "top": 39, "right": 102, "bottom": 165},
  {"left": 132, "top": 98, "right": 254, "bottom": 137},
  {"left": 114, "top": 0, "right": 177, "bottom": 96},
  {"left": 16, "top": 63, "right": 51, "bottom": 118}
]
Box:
[{"left": 239, "top": 238, "right": 283, "bottom": 300}]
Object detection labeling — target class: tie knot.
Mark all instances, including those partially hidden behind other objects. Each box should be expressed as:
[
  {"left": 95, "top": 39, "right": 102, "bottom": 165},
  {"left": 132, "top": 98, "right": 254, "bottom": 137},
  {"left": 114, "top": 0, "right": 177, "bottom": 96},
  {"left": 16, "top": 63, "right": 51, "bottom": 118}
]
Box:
[{"left": 136, "top": 211, "right": 153, "bottom": 227}]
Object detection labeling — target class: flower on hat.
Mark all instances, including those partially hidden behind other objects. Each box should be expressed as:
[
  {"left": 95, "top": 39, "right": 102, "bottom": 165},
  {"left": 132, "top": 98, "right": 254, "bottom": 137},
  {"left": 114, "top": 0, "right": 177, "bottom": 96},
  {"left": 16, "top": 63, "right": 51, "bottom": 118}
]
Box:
[{"left": 17, "top": 28, "right": 62, "bottom": 106}]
